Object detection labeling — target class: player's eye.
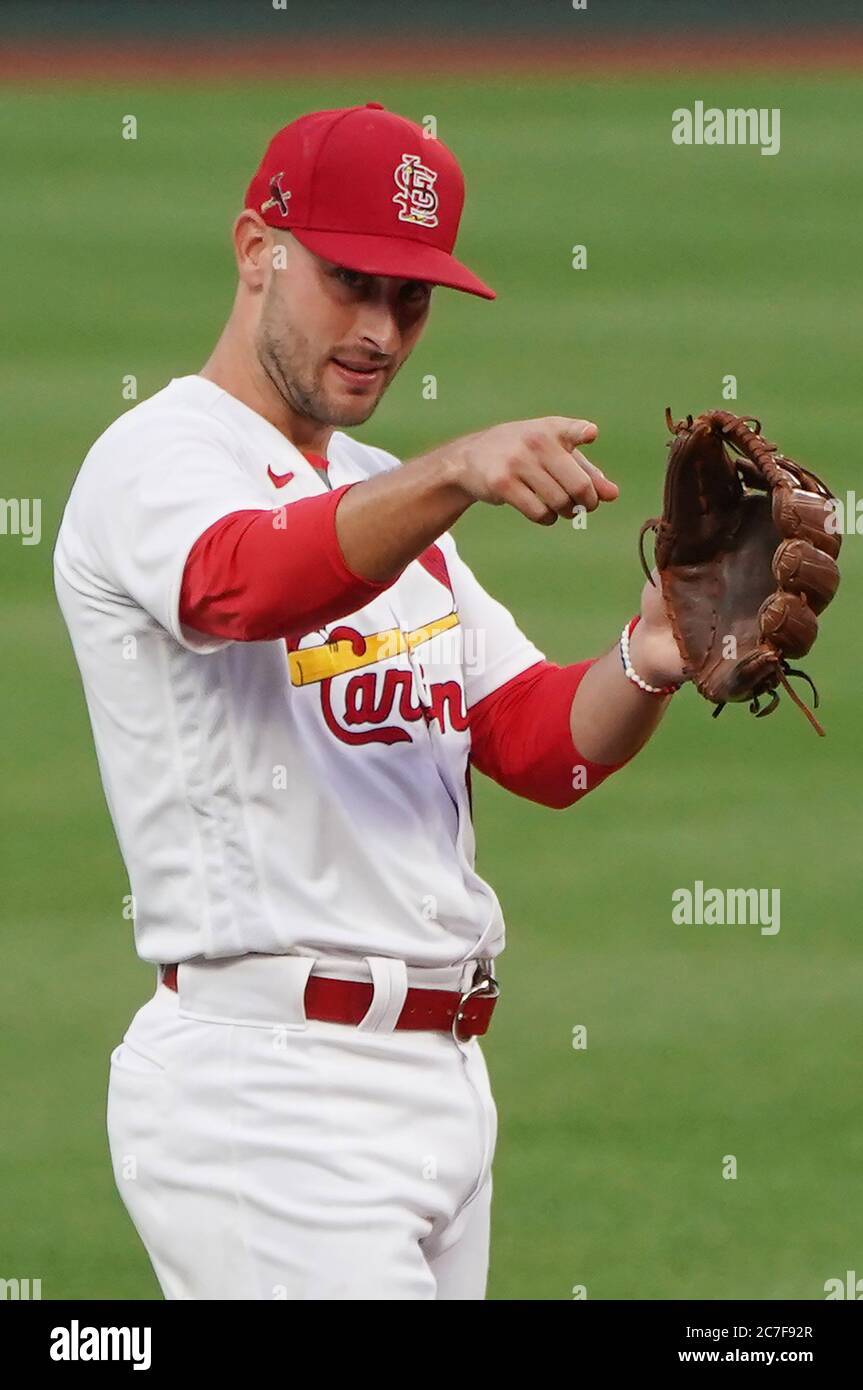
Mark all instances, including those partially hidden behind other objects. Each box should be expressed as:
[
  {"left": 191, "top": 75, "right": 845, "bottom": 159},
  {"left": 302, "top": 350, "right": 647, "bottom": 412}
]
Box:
[
  {"left": 400, "top": 280, "right": 431, "bottom": 306},
  {"left": 334, "top": 266, "right": 371, "bottom": 292}
]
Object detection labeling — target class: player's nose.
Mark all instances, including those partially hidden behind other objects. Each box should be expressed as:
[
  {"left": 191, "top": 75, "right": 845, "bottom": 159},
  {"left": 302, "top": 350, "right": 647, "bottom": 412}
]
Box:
[{"left": 354, "top": 302, "right": 403, "bottom": 357}]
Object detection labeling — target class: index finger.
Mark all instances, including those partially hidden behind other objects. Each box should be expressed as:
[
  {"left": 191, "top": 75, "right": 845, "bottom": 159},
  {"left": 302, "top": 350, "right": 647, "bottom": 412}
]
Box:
[{"left": 551, "top": 417, "right": 599, "bottom": 448}]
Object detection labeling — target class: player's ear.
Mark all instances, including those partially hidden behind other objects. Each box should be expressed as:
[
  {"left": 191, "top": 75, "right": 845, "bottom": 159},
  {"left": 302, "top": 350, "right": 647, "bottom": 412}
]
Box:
[{"left": 232, "top": 210, "right": 271, "bottom": 292}]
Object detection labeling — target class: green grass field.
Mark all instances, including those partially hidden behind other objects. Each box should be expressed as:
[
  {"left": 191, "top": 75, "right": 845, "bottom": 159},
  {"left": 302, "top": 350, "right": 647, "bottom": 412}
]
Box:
[{"left": 1, "top": 72, "right": 860, "bottom": 1300}]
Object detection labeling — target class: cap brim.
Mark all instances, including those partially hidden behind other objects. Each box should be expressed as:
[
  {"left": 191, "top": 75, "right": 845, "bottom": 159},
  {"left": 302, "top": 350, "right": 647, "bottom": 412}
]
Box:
[{"left": 290, "top": 227, "right": 496, "bottom": 300}]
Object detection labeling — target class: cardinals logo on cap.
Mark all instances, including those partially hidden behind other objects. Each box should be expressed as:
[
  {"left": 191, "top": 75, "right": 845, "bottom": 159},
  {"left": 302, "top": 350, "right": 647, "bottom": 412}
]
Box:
[
  {"left": 260, "top": 172, "right": 291, "bottom": 219},
  {"left": 392, "top": 154, "right": 439, "bottom": 228}
]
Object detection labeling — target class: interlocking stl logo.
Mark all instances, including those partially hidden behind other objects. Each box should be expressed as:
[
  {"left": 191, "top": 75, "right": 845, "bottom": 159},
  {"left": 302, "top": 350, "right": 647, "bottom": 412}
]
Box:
[{"left": 393, "top": 153, "right": 439, "bottom": 227}]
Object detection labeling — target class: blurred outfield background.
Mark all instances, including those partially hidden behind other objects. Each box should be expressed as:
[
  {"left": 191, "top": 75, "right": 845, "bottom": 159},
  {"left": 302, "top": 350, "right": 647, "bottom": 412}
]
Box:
[{"left": 1, "top": 0, "right": 861, "bottom": 1301}]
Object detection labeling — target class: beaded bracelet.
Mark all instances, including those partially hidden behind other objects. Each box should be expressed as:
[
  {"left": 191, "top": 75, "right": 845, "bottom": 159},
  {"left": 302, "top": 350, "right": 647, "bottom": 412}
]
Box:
[{"left": 619, "top": 617, "right": 682, "bottom": 697}]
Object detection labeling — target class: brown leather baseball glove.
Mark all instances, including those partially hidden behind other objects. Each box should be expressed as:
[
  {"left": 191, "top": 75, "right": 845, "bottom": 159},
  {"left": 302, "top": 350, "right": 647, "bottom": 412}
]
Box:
[{"left": 640, "top": 409, "right": 841, "bottom": 734}]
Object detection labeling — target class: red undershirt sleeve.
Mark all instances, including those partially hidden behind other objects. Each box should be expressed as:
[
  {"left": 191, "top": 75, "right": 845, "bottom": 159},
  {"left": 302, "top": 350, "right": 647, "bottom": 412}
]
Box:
[
  {"left": 468, "top": 658, "right": 633, "bottom": 809},
  {"left": 179, "top": 483, "right": 399, "bottom": 642}
]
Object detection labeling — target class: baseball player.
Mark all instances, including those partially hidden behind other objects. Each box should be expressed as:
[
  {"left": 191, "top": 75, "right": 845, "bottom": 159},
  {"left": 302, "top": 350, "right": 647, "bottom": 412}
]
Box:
[{"left": 54, "top": 103, "right": 686, "bottom": 1300}]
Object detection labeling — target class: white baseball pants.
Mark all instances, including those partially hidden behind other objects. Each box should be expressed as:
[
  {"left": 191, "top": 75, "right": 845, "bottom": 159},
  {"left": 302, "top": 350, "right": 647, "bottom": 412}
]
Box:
[{"left": 106, "top": 954, "right": 497, "bottom": 1300}]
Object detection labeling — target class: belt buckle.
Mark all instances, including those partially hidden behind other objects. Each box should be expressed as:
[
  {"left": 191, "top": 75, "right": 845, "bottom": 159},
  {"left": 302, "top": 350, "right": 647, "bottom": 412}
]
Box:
[{"left": 452, "top": 959, "right": 500, "bottom": 1042}]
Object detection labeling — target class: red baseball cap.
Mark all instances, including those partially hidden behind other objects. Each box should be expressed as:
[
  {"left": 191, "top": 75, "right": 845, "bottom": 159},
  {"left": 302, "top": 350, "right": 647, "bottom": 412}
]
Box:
[{"left": 244, "top": 103, "right": 495, "bottom": 300}]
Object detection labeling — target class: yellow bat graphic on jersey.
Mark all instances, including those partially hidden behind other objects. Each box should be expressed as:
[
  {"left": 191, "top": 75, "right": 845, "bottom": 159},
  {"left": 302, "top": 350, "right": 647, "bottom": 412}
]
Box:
[{"left": 288, "top": 612, "right": 460, "bottom": 687}]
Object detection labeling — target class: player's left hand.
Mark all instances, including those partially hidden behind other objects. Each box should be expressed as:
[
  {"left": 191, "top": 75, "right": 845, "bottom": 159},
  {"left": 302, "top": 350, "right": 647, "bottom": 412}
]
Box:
[{"left": 632, "top": 570, "right": 688, "bottom": 688}]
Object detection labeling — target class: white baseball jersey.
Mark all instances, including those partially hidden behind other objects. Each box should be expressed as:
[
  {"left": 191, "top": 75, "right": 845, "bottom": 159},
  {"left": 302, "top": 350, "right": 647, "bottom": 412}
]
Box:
[{"left": 54, "top": 375, "right": 545, "bottom": 968}]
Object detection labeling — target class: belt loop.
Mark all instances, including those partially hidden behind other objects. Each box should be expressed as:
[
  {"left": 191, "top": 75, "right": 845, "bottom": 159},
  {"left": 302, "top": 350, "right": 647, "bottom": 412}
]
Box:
[
  {"left": 459, "top": 959, "right": 477, "bottom": 992},
  {"left": 356, "top": 957, "right": 408, "bottom": 1033}
]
